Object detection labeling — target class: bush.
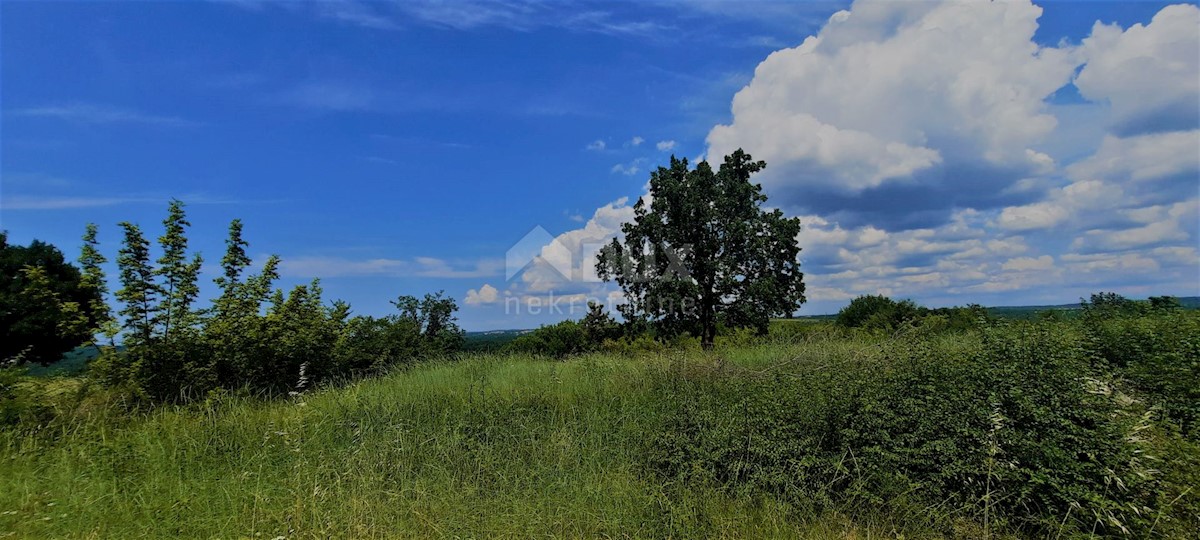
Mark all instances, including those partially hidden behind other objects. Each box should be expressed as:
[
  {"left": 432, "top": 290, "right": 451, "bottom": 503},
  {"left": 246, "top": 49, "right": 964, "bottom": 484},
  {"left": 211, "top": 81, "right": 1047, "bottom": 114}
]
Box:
[
  {"left": 506, "top": 303, "right": 626, "bottom": 358},
  {"left": 835, "top": 295, "right": 924, "bottom": 333},
  {"left": 648, "top": 321, "right": 1175, "bottom": 537},
  {"left": 507, "top": 320, "right": 590, "bottom": 358},
  {"left": 1081, "top": 309, "right": 1200, "bottom": 438}
]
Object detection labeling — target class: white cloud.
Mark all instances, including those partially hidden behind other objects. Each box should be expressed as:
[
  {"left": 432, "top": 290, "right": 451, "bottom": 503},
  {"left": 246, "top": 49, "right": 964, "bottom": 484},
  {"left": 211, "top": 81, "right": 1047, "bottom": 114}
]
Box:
[
  {"left": 996, "top": 202, "right": 1070, "bottom": 232},
  {"left": 1076, "top": 4, "right": 1200, "bottom": 136},
  {"left": 465, "top": 284, "right": 500, "bottom": 305},
  {"left": 279, "top": 256, "right": 503, "bottom": 278},
  {"left": 472, "top": 195, "right": 640, "bottom": 306},
  {"left": 1061, "top": 252, "right": 1161, "bottom": 275},
  {"left": 656, "top": 139, "right": 676, "bottom": 151},
  {"left": 710, "top": 112, "right": 943, "bottom": 191},
  {"left": 245, "top": 1, "right": 674, "bottom": 38},
  {"left": 0, "top": 195, "right": 160, "bottom": 210},
  {"left": 11, "top": 103, "right": 198, "bottom": 127},
  {"left": 1001, "top": 255, "right": 1055, "bottom": 272},
  {"left": 1066, "top": 130, "right": 1200, "bottom": 184},
  {"left": 707, "top": 0, "right": 1079, "bottom": 200},
  {"left": 0, "top": 192, "right": 258, "bottom": 210},
  {"left": 996, "top": 179, "right": 1126, "bottom": 231},
  {"left": 629, "top": 136, "right": 644, "bottom": 147},
  {"left": 586, "top": 139, "right": 606, "bottom": 151},
  {"left": 1071, "top": 200, "right": 1197, "bottom": 253},
  {"left": 611, "top": 159, "right": 645, "bottom": 176}
]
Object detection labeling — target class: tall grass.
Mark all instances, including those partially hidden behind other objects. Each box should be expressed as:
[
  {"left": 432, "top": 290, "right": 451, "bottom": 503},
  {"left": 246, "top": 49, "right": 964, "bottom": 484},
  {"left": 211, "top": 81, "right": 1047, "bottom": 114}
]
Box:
[
  {"left": 0, "top": 350, "right": 920, "bottom": 538},
  {"left": 2, "top": 315, "right": 1196, "bottom": 538}
]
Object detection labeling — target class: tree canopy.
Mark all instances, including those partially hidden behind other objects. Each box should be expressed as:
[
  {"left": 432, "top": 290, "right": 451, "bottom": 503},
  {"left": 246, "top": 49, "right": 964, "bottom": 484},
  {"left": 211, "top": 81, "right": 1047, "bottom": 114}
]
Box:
[
  {"left": 596, "top": 150, "right": 805, "bottom": 349},
  {"left": 0, "top": 232, "right": 104, "bottom": 365}
]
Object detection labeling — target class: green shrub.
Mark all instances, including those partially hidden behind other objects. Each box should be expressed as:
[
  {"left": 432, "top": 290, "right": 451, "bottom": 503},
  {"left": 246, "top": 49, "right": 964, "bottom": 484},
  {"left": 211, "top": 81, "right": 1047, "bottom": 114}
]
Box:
[
  {"left": 507, "top": 320, "right": 590, "bottom": 358},
  {"left": 835, "top": 295, "right": 926, "bottom": 333},
  {"left": 648, "top": 322, "right": 1171, "bottom": 537},
  {"left": 1082, "top": 310, "right": 1200, "bottom": 438}
]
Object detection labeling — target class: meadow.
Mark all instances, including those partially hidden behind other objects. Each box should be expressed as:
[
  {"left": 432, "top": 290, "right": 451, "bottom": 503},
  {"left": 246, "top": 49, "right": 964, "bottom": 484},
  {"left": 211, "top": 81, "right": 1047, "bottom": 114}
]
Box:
[{"left": 2, "top": 310, "right": 1197, "bottom": 539}]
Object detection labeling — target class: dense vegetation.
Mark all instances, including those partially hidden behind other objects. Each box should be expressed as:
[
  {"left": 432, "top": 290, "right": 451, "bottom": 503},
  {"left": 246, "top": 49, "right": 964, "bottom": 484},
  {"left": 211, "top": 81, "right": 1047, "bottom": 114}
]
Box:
[
  {"left": 2, "top": 308, "right": 1197, "bottom": 538},
  {"left": 2, "top": 201, "right": 463, "bottom": 411},
  {"left": 0, "top": 231, "right": 105, "bottom": 366}
]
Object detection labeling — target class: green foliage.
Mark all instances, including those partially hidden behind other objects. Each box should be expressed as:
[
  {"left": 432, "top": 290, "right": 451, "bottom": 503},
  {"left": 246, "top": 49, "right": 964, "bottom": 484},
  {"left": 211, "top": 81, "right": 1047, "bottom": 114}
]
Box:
[
  {"left": 154, "top": 199, "right": 203, "bottom": 337},
  {"left": 0, "top": 232, "right": 104, "bottom": 365},
  {"left": 836, "top": 295, "right": 987, "bottom": 334},
  {"left": 2, "top": 313, "right": 1198, "bottom": 537},
  {"left": 506, "top": 302, "right": 625, "bottom": 358},
  {"left": 390, "top": 291, "right": 466, "bottom": 354},
  {"left": 1081, "top": 291, "right": 1147, "bottom": 320},
  {"left": 1148, "top": 295, "right": 1183, "bottom": 311},
  {"left": 836, "top": 294, "right": 903, "bottom": 329},
  {"left": 649, "top": 320, "right": 1186, "bottom": 537},
  {"left": 0, "top": 363, "right": 49, "bottom": 427},
  {"left": 581, "top": 301, "right": 621, "bottom": 344},
  {"left": 114, "top": 222, "right": 158, "bottom": 344},
  {"left": 597, "top": 150, "right": 805, "bottom": 349},
  {"left": 78, "top": 224, "right": 118, "bottom": 348},
  {"left": 508, "top": 320, "right": 590, "bottom": 358},
  {"left": 1, "top": 354, "right": 900, "bottom": 539},
  {"left": 332, "top": 292, "right": 465, "bottom": 376},
  {"left": 1081, "top": 309, "right": 1200, "bottom": 438},
  {"left": 92, "top": 204, "right": 463, "bottom": 404}
]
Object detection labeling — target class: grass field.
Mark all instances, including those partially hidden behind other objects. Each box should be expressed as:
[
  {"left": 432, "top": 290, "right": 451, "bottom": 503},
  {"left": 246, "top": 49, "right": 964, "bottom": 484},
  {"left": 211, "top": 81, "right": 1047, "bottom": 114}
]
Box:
[
  {"left": 1, "top": 347, "right": 907, "bottom": 538},
  {"left": 2, "top": 314, "right": 1197, "bottom": 538}
]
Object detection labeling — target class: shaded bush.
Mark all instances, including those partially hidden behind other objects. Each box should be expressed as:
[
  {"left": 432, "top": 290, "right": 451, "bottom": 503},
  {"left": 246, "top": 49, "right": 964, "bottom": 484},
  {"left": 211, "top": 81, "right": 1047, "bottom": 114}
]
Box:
[
  {"left": 507, "top": 302, "right": 624, "bottom": 358},
  {"left": 1, "top": 233, "right": 105, "bottom": 366},
  {"left": 507, "top": 320, "right": 590, "bottom": 358},
  {"left": 1082, "top": 308, "right": 1200, "bottom": 438},
  {"left": 835, "top": 295, "right": 987, "bottom": 334},
  {"left": 648, "top": 321, "right": 1181, "bottom": 537}
]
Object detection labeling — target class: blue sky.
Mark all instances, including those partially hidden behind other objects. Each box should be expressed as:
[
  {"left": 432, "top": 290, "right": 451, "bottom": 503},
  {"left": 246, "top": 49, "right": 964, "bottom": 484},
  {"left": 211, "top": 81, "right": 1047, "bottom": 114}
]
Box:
[{"left": 2, "top": 0, "right": 1197, "bottom": 331}]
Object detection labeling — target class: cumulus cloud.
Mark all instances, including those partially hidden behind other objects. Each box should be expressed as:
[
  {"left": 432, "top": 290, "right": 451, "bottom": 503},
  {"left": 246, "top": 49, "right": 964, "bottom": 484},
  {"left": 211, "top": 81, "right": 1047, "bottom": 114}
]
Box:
[
  {"left": 1070, "top": 201, "right": 1198, "bottom": 253},
  {"left": 1075, "top": 4, "right": 1200, "bottom": 137},
  {"left": 996, "top": 179, "right": 1125, "bottom": 231},
  {"left": 586, "top": 139, "right": 606, "bottom": 151},
  {"left": 465, "top": 283, "right": 500, "bottom": 305},
  {"left": 656, "top": 139, "right": 677, "bottom": 151},
  {"left": 707, "top": 0, "right": 1080, "bottom": 226},
  {"left": 629, "top": 136, "right": 644, "bottom": 147},
  {"left": 1066, "top": 130, "right": 1200, "bottom": 188}
]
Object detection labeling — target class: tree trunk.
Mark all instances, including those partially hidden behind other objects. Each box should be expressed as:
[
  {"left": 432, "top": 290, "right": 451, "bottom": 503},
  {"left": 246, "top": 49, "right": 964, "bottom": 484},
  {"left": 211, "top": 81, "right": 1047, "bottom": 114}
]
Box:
[{"left": 700, "top": 298, "right": 716, "bottom": 351}]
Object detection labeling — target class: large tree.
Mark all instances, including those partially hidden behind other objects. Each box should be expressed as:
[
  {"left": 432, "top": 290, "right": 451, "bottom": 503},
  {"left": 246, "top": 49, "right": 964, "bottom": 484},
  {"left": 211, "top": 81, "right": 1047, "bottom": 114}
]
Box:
[
  {"left": 596, "top": 150, "right": 805, "bottom": 349},
  {"left": 0, "top": 232, "right": 103, "bottom": 364}
]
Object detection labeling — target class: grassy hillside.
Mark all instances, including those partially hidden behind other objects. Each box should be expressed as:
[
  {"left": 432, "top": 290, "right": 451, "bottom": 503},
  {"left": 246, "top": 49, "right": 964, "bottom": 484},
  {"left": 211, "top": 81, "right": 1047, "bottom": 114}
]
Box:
[
  {"left": 1, "top": 349, "right": 897, "bottom": 538},
  {"left": 3, "top": 314, "right": 1198, "bottom": 538}
]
